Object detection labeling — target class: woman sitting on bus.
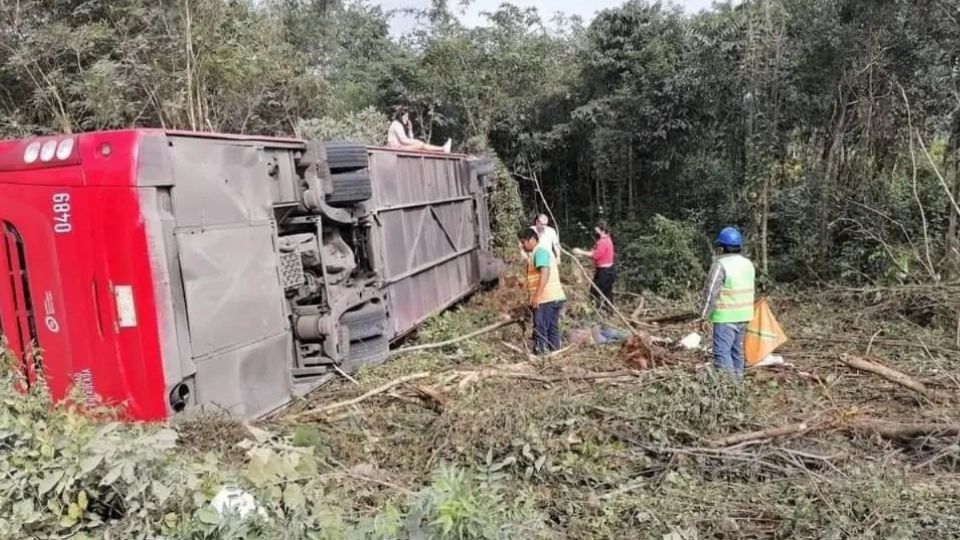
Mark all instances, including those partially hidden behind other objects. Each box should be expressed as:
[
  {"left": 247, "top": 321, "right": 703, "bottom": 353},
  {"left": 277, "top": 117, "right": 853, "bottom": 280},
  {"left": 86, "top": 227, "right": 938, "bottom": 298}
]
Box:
[{"left": 387, "top": 108, "right": 452, "bottom": 153}]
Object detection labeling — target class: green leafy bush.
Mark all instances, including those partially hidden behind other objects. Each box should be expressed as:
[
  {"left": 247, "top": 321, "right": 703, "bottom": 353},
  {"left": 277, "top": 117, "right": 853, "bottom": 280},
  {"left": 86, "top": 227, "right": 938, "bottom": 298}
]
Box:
[
  {"left": 407, "top": 465, "right": 546, "bottom": 539},
  {"left": 489, "top": 160, "right": 525, "bottom": 259},
  {"left": 298, "top": 107, "right": 390, "bottom": 145},
  {"left": 616, "top": 215, "right": 709, "bottom": 298},
  {"left": 0, "top": 368, "right": 231, "bottom": 539},
  {"left": 462, "top": 137, "right": 524, "bottom": 260}
]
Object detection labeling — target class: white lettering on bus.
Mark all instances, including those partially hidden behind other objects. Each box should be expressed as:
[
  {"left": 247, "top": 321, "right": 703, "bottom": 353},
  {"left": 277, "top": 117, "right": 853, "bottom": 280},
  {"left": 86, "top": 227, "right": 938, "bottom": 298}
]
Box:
[{"left": 52, "top": 192, "right": 72, "bottom": 234}]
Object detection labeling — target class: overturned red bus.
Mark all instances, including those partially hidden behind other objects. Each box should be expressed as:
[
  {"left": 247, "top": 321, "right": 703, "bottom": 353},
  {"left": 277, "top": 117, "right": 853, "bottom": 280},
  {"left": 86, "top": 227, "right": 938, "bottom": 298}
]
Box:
[{"left": 0, "top": 130, "right": 498, "bottom": 420}]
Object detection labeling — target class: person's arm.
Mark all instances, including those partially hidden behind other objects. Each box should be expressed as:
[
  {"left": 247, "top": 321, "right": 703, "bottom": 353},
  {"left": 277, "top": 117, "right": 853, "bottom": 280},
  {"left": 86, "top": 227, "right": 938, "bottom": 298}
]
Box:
[
  {"left": 403, "top": 121, "right": 421, "bottom": 144},
  {"left": 551, "top": 229, "right": 562, "bottom": 261},
  {"left": 519, "top": 243, "right": 533, "bottom": 264},
  {"left": 698, "top": 261, "right": 725, "bottom": 320},
  {"left": 550, "top": 233, "right": 562, "bottom": 262}
]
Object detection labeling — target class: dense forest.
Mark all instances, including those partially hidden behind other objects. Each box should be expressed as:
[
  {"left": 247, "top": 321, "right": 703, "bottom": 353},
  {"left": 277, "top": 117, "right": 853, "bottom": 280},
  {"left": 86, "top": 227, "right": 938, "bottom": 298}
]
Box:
[{"left": 2, "top": 0, "right": 959, "bottom": 294}]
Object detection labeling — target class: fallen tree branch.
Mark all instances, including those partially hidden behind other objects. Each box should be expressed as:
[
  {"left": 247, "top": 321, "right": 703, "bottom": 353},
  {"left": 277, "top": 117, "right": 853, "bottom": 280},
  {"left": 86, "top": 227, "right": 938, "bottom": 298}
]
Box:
[
  {"left": 630, "top": 297, "right": 646, "bottom": 320},
  {"left": 689, "top": 410, "right": 960, "bottom": 454},
  {"left": 333, "top": 364, "right": 360, "bottom": 386},
  {"left": 501, "top": 341, "right": 538, "bottom": 361},
  {"left": 390, "top": 319, "right": 519, "bottom": 356},
  {"left": 548, "top": 343, "right": 576, "bottom": 357},
  {"left": 838, "top": 355, "right": 951, "bottom": 402},
  {"left": 849, "top": 421, "right": 960, "bottom": 441},
  {"left": 288, "top": 372, "right": 431, "bottom": 420},
  {"left": 453, "top": 368, "right": 640, "bottom": 385},
  {"left": 387, "top": 391, "right": 429, "bottom": 409},
  {"left": 706, "top": 418, "right": 960, "bottom": 449},
  {"left": 412, "top": 384, "right": 449, "bottom": 411},
  {"left": 293, "top": 364, "right": 641, "bottom": 421},
  {"left": 750, "top": 364, "right": 825, "bottom": 384},
  {"left": 319, "top": 470, "right": 415, "bottom": 496},
  {"left": 792, "top": 335, "right": 960, "bottom": 357},
  {"left": 604, "top": 427, "right": 799, "bottom": 478},
  {"left": 637, "top": 311, "right": 699, "bottom": 325},
  {"left": 706, "top": 421, "right": 822, "bottom": 448}
]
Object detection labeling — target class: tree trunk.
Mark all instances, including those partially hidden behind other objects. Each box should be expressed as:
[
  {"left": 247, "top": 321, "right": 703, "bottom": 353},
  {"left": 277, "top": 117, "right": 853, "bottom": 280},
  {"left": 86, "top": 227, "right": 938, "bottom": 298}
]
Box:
[
  {"left": 760, "top": 174, "right": 770, "bottom": 276},
  {"left": 627, "top": 138, "right": 636, "bottom": 219},
  {"left": 595, "top": 153, "right": 603, "bottom": 215},
  {"left": 817, "top": 89, "right": 848, "bottom": 273},
  {"left": 944, "top": 119, "right": 960, "bottom": 278},
  {"left": 183, "top": 0, "right": 197, "bottom": 131},
  {"left": 615, "top": 137, "right": 625, "bottom": 219}
]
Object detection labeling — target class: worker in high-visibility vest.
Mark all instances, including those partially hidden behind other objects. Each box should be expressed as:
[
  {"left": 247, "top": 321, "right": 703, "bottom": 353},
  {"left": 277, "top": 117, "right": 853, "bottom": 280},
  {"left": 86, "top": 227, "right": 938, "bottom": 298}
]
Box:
[
  {"left": 698, "top": 227, "right": 755, "bottom": 378},
  {"left": 519, "top": 227, "right": 566, "bottom": 354}
]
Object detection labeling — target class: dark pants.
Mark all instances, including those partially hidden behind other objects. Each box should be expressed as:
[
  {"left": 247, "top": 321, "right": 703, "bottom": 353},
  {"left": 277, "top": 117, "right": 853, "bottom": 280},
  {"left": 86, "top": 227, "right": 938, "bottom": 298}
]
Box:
[
  {"left": 532, "top": 301, "right": 563, "bottom": 354},
  {"left": 713, "top": 323, "right": 746, "bottom": 379},
  {"left": 592, "top": 267, "right": 617, "bottom": 310}
]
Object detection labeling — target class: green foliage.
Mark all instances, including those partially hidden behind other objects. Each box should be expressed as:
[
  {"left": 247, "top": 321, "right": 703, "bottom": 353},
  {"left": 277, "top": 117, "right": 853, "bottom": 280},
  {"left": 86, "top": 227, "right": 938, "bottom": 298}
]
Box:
[
  {"left": 0, "top": 370, "right": 225, "bottom": 539},
  {"left": 617, "top": 215, "right": 709, "bottom": 298},
  {"left": 620, "top": 370, "right": 753, "bottom": 436},
  {"left": 0, "top": 359, "right": 551, "bottom": 539},
  {"left": 0, "top": 0, "right": 335, "bottom": 136},
  {"left": 408, "top": 465, "right": 546, "bottom": 539},
  {"left": 490, "top": 159, "right": 525, "bottom": 259},
  {"left": 410, "top": 307, "right": 499, "bottom": 364},
  {"left": 420, "top": 309, "right": 494, "bottom": 344},
  {"left": 298, "top": 107, "right": 390, "bottom": 145}
]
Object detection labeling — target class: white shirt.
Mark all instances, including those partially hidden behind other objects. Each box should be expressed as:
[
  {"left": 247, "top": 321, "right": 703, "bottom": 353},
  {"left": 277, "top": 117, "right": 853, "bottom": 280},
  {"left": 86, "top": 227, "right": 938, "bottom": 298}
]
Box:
[
  {"left": 387, "top": 120, "right": 413, "bottom": 147},
  {"left": 536, "top": 226, "right": 560, "bottom": 259}
]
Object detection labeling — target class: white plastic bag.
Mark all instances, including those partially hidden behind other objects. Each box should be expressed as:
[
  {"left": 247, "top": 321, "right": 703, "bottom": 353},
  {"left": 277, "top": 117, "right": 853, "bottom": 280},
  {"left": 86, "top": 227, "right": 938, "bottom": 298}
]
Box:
[
  {"left": 679, "top": 332, "right": 702, "bottom": 350},
  {"left": 211, "top": 486, "right": 266, "bottom": 520}
]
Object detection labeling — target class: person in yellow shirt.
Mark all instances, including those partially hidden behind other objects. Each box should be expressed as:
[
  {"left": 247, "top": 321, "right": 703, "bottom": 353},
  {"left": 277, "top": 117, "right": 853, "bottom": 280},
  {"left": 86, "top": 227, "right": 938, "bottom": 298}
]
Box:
[{"left": 519, "top": 227, "right": 566, "bottom": 354}]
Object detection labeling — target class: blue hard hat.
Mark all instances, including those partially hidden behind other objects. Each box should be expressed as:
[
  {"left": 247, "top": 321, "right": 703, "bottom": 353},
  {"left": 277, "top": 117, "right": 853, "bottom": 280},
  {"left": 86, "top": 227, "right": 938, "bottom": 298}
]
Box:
[{"left": 715, "top": 227, "right": 742, "bottom": 248}]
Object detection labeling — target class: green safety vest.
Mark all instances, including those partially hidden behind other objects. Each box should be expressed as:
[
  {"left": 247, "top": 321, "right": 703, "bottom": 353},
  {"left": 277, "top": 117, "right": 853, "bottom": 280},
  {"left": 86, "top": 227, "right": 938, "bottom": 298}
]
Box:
[{"left": 710, "top": 255, "right": 756, "bottom": 324}]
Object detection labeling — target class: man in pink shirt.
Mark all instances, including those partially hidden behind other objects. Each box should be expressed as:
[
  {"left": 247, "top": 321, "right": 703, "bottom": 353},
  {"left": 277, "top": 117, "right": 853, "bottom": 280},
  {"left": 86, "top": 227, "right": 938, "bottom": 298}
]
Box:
[{"left": 573, "top": 221, "right": 616, "bottom": 311}]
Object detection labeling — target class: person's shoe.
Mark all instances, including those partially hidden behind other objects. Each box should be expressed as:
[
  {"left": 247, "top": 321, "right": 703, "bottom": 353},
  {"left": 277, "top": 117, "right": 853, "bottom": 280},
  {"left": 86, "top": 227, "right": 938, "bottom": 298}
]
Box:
[{"left": 442, "top": 139, "right": 452, "bottom": 153}]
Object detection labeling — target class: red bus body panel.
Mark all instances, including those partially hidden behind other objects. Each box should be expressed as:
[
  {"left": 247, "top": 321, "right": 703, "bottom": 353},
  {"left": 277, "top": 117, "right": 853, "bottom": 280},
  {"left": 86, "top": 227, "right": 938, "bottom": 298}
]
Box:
[{"left": 0, "top": 131, "right": 167, "bottom": 419}]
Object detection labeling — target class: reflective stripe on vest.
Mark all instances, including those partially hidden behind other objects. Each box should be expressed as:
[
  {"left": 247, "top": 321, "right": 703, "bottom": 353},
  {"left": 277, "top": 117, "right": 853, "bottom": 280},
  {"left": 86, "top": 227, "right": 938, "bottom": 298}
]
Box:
[
  {"left": 710, "top": 255, "right": 755, "bottom": 323},
  {"left": 526, "top": 248, "right": 566, "bottom": 303}
]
